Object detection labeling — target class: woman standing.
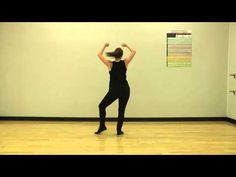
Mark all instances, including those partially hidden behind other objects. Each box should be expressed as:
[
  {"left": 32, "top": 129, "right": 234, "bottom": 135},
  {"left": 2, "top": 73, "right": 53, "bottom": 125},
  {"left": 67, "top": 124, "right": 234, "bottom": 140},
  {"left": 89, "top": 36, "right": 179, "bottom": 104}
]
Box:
[{"left": 95, "top": 43, "right": 136, "bottom": 135}]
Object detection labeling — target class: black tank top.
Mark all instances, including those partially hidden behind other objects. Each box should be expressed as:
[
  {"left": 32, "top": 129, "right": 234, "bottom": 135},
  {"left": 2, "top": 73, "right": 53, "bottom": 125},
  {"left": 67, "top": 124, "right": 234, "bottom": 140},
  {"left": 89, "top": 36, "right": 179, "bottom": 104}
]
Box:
[{"left": 109, "top": 60, "right": 128, "bottom": 88}]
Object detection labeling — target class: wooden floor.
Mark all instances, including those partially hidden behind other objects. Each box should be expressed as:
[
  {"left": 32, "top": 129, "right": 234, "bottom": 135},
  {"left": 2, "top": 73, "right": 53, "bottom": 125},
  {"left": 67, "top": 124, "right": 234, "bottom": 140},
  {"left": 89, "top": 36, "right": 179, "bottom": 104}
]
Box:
[{"left": 0, "top": 121, "right": 236, "bottom": 154}]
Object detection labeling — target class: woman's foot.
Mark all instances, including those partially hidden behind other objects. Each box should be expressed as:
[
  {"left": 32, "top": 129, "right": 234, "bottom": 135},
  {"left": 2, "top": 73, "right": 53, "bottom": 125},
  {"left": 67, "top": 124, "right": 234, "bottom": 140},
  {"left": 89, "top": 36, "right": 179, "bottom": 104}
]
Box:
[
  {"left": 94, "top": 126, "right": 107, "bottom": 134},
  {"left": 117, "top": 130, "right": 124, "bottom": 135}
]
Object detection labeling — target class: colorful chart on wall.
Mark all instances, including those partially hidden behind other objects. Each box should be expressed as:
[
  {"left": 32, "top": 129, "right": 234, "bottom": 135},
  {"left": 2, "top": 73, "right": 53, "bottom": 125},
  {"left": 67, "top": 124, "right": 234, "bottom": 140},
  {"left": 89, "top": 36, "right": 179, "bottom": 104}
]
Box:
[{"left": 166, "top": 31, "right": 192, "bottom": 67}]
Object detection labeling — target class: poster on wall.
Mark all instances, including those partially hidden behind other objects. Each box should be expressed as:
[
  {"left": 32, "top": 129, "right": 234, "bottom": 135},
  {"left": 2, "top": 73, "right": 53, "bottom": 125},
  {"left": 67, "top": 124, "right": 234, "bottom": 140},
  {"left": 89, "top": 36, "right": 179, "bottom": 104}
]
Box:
[{"left": 166, "top": 31, "right": 192, "bottom": 67}]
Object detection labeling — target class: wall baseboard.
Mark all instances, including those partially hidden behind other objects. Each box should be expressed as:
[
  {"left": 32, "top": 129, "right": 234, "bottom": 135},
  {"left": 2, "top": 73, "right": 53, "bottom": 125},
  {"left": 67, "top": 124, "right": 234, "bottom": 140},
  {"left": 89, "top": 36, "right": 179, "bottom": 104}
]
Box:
[
  {"left": 0, "top": 116, "right": 235, "bottom": 124},
  {"left": 225, "top": 117, "right": 236, "bottom": 125}
]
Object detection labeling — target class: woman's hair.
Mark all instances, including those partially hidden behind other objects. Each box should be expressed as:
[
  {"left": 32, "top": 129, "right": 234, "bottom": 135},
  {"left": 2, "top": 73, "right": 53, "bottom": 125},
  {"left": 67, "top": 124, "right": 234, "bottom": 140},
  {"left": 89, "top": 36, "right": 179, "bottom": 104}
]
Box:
[{"left": 106, "top": 48, "right": 123, "bottom": 59}]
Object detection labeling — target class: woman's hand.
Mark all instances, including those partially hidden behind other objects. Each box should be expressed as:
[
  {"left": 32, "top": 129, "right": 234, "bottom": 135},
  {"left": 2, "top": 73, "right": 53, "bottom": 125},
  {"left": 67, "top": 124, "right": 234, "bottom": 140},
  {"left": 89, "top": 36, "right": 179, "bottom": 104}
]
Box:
[
  {"left": 104, "top": 43, "right": 109, "bottom": 47},
  {"left": 121, "top": 43, "right": 127, "bottom": 47}
]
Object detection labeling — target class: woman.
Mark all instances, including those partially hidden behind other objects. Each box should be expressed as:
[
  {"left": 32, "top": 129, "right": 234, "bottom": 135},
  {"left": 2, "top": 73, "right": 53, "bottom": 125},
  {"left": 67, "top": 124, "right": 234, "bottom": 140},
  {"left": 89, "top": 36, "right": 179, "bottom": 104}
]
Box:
[{"left": 95, "top": 43, "right": 136, "bottom": 135}]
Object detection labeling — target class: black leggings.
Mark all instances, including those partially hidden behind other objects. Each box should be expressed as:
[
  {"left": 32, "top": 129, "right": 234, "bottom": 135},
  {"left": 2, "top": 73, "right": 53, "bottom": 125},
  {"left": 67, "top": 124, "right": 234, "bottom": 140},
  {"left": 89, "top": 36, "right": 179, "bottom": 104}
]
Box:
[{"left": 98, "top": 84, "right": 130, "bottom": 131}]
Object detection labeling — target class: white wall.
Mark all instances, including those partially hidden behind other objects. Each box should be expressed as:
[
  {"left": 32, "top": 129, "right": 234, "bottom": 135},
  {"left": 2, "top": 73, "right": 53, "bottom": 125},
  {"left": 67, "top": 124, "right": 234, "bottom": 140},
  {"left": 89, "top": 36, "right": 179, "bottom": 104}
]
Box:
[
  {"left": 227, "top": 23, "right": 236, "bottom": 120},
  {"left": 0, "top": 23, "right": 229, "bottom": 118}
]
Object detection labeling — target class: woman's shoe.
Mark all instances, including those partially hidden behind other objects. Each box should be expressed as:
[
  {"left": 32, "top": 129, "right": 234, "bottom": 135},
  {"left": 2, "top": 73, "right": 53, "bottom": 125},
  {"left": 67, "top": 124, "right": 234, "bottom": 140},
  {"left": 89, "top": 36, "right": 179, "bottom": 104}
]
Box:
[{"left": 94, "top": 126, "right": 107, "bottom": 134}]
